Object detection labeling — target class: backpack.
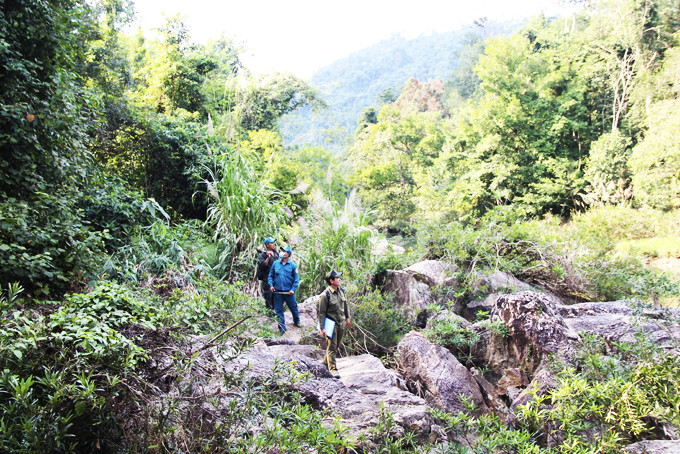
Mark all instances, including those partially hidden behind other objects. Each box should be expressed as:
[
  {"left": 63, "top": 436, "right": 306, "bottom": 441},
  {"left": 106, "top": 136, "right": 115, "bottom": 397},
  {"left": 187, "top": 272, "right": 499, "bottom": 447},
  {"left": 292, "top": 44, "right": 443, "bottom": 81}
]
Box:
[
  {"left": 255, "top": 250, "right": 268, "bottom": 280},
  {"left": 318, "top": 286, "right": 343, "bottom": 314}
]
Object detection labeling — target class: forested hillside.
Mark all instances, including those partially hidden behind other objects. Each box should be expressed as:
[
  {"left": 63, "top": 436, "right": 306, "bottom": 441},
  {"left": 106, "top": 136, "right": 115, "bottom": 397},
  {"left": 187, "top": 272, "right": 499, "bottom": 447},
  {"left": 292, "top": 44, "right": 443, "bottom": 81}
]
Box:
[
  {"left": 1, "top": 0, "right": 680, "bottom": 452},
  {"left": 280, "top": 20, "right": 520, "bottom": 148}
]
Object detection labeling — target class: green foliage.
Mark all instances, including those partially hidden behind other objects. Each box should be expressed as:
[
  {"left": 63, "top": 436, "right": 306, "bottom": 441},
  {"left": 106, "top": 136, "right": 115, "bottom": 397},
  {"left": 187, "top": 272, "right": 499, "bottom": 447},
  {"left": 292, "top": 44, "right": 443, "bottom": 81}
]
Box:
[
  {"left": 204, "top": 149, "right": 286, "bottom": 277},
  {"left": 628, "top": 96, "right": 680, "bottom": 210},
  {"left": 345, "top": 288, "right": 411, "bottom": 356},
  {"left": 424, "top": 311, "right": 480, "bottom": 351},
  {"left": 135, "top": 357, "right": 354, "bottom": 453},
  {"left": 415, "top": 207, "right": 680, "bottom": 303},
  {"left": 569, "top": 206, "right": 680, "bottom": 241},
  {"left": 0, "top": 191, "right": 109, "bottom": 297},
  {"left": 350, "top": 105, "right": 445, "bottom": 233},
  {"left": 584, "top": 130, "right": 633, "bottom": 206},
  {"left": 92, "top": 108, "right": 220, "bottom": 218},
  {"left": 518, "top": 332, "right": 680, "bottom": 451},
  {"left": 361, "top": 402, "right": 420, "bottom": 453},
  {"left": 431, "top": 331, "right": 680, "bottom": 453},
  {"left": 236, "top": 73, "right": 325, "bottom": 134},
  {"left": 292, "top": 193, "right": 375, "bottom": 297},
  {"left": 0, "top": 282, "right": 151, "bottom": 452}
]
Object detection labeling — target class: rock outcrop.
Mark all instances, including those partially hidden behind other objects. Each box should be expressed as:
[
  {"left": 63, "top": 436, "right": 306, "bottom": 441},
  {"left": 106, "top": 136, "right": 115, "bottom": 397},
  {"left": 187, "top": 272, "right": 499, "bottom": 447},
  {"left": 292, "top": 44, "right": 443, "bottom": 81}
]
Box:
[
  {"left": 216, "top": 337, "right": 441, "bottom": 441},
  {"left": 396, "top": 331, "right": 491, "bottom": 416},
  {"left": 206, "top": 261, "right": 680, "bottom": 450},
  {"left": 382, "top": 260, "right": 458, "bottom": 325},
  {"left": 624, "top": 440, "right": 680, "bottom": 453}
]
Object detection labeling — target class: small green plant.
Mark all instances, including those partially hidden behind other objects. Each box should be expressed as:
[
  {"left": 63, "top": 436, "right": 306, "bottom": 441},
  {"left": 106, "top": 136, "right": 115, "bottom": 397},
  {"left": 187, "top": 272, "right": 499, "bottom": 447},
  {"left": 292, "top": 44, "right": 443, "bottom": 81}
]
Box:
[
  {"left": 363, "top": 402, "right": 421, "bottom": 453},
  {"left": 346, "top": 288, "right": 411, "bottom": 356},
  {"left": 0, "top": 282, "right": 23, "bottom": 309},
  {"left": 424, "top": 311, "right": 480, "bottom": 351}
]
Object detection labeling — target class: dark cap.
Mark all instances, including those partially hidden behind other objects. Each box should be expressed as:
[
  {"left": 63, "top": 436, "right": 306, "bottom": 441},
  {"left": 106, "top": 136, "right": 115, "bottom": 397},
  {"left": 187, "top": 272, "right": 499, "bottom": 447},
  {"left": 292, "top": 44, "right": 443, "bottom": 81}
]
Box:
[{"left": 326, "top": 269, "right": 342, "bottom": 283}]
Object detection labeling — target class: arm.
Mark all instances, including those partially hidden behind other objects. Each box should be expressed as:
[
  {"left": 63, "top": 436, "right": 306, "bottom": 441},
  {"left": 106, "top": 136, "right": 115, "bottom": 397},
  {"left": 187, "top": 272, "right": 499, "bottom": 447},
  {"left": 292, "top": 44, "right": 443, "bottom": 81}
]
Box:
[
  {"left": 342, "top": 289, "right": 351, "bottom": 327},
  {"left": 268, "top": 262, "right": 276, "bottom": 291},
  {"left": 290, "top": 264, "right": 300, "bottom": 293},
  {"left": 318, "top": 292, "right": 328, "bottom": 336}
]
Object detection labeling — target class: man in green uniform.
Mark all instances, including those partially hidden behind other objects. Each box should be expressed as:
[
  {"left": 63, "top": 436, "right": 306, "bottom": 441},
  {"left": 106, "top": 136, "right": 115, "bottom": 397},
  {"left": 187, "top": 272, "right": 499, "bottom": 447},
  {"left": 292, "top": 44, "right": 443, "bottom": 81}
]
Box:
[{"left": 317, "top": 270, "right": 351, "bottom": 379}]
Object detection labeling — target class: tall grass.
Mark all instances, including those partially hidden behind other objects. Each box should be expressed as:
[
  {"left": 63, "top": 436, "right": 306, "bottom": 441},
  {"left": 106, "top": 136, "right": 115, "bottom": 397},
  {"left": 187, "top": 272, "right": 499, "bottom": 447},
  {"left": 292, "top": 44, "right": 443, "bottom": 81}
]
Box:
[
  {"left": 292, "top": 190, "right": 376, "bottom": 297},
  {"left": 204, "top": 147, "right": 286, "bottom": 276}
]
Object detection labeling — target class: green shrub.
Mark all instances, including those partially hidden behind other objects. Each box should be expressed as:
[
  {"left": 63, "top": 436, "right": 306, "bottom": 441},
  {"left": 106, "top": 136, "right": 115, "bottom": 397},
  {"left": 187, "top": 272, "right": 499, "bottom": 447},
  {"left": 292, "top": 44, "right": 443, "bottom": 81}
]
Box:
[
  {"left": 431, "top": 330, "right": 680, "bottom": 453},
  {"left": 569, "top": 206, "right": 680, "bottom": 241},
  {"left": 345, "top": 288, "right": 411, "bottom": 356},
  {"left": 204, "top": 149, "right": 286, "bottom": 278},
  {"left": 0, "top": 283, "right": 151, "bottom": 452},
  {"left": 0, "top": 191, "right": 109, "bottom": 297}
]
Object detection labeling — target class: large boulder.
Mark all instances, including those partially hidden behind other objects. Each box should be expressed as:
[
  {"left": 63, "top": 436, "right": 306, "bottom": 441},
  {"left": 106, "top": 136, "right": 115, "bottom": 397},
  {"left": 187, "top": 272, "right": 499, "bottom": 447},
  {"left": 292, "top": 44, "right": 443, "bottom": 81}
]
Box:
[
  {"left": 471, "top": 292, "right": 579, "bottom": 377},
  {"left": 477, "top": 293, "right": 680, "bottom": 377},
  {"left": 556, "top": 300, "right": 680, "bottom": 351},
  {"left": 337, "top": 354, "right": 442, "bottom": 441},
  {"left": 382, "top": 260, "right": 458, "bottom": 324},
  {"left": 404, "top": 260, "right": 457, "bottom": 287},
  {"left": 396, "top": 331, "right": 490, "bottom": 416},
  {"left": 624, "top": 441, "right": 680, "bottom": 453},
  {"left": 382, "top": 270, "right": 433, "bottom": 314},
  {"left": 475, "top": 270, "right": 534, "bottom": 294},
  {"left": 216, "top": 339, "right": 442, "bottom": 441}
]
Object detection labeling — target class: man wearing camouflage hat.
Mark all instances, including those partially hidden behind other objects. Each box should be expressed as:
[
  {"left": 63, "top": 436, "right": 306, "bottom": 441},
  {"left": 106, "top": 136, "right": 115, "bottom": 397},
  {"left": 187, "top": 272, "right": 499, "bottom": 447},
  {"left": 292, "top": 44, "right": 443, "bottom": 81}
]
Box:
[{"left": 317, "top": 269, "right": 351, "bottom": 378}]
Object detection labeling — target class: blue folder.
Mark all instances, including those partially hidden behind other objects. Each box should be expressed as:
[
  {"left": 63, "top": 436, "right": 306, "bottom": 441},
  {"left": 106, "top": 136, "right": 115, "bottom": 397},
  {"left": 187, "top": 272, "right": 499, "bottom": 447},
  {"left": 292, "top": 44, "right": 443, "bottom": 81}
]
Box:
[{"left": 316, "top": 317, "right": 336, "bottom": 338}]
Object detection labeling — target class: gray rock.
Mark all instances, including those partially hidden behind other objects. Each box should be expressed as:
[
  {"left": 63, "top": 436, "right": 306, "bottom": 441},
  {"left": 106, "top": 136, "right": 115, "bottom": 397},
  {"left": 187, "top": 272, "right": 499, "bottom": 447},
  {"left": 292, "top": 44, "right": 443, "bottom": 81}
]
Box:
[
  {"left": 383, "top": 269, "right": 433, "bottom": 315},
  {"left": 475, "top": 270, "right": 534, "bottom": 294},
  {"left": 463, "top": 294, "right": 499, "bottom": 321},
  {"left": 337, "top": 354, "right": 438, "bottom": 438},
  {"left": 404, "top": 260, "right": 457, "bottom": 287},
  {"left": 218, "top": 340, "right": 440, "bottom": 440},
  {"left": 396, "top": 331, "right": 490, "bottom": 415},
  {"left": 624, "top": 440, "right": 680, "bottom": 453},
  {"left": 475, "top": 292, "right": 578, "bottom": 375},
  {"left": 558, "top": 300, "right": 680, "bottom": 350},
  {"left": 510, "top": 369, "right": 559, "bottom": 410}
]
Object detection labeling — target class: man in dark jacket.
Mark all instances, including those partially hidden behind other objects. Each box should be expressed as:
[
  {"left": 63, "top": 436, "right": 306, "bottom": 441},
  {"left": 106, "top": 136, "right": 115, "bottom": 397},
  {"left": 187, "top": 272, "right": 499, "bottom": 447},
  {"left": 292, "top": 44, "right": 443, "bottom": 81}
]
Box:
[
  {"left": 317, "top": 269, "right": 351, "bottom": 378},
  {"left": 257, "top": 237, "right": 279, "bottom": 312},
  {"left": 268, "top": 246, "right": 301, "bottom": 335}
]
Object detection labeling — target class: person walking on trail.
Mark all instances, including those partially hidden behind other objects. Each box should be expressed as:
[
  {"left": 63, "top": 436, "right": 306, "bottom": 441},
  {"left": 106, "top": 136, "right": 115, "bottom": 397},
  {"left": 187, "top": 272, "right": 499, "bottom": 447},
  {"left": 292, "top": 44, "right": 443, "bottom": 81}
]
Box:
[
  {"left": 268, "top": 246, "right": 301, "bottom": 335},
  {"left": 257, "top": 237, "right": 279, "bottom": 313},
  {"left": 318, "top": 269, "right": 351, "bottom": 379}
]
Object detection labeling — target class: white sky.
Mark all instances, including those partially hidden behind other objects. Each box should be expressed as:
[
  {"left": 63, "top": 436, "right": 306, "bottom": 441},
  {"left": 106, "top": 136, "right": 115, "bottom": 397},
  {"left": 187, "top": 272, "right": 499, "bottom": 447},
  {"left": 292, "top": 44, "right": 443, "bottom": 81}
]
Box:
[{"left": 129, "top": 0, "right": 578, "bottom": 79}]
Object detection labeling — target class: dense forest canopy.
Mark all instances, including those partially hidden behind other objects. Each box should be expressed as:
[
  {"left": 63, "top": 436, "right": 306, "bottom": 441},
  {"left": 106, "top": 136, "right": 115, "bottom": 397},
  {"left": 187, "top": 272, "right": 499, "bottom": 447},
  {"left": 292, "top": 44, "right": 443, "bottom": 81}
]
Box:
[{"left": 1, "top": 0, "right": 680, "bottom": 452}]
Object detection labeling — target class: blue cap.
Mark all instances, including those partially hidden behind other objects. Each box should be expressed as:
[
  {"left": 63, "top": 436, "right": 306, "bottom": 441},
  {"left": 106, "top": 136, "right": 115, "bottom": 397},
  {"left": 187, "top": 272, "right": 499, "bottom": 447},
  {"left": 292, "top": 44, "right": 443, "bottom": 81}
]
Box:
[
  {"left": 264, "top": 237, "right": 276, "bottom": 245},
  {"left": 281, "top": 246, "right": 292, "bottom": 256}
]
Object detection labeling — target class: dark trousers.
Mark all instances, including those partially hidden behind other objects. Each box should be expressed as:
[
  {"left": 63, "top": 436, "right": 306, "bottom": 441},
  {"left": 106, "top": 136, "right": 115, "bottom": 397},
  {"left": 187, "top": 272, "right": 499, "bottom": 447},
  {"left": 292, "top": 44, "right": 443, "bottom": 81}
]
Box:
[
  {"left": 273, "top": 292, "right": 300, "bottom": 332},
  {"left": 260, "top": 280, "right": 274, "bottom": 310},
  {"left": 324, "top": 324, "right": 345, "bottom": 373}
]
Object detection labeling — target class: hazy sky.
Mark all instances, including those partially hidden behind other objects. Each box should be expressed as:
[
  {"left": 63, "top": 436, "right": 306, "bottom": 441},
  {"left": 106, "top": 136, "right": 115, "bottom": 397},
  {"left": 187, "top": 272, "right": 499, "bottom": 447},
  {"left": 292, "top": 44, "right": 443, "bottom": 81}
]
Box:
[{"left": 129, "top": 0, "right": 579, "bottom": 79}]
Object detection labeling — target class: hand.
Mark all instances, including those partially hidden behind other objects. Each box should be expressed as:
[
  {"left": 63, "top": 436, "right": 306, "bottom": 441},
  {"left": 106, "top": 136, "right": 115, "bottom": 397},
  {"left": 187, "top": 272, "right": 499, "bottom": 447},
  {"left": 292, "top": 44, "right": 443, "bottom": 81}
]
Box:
[
  {"left": 266, "top": 250, "right": 273, "bottom": 256},
  {"left": 270, "top": 286, "right": 274, "bottom": 292},
  {"left": 320, "top": 329, "right": 326, "bottom": 338},
  {"left": 345, "top": 318, "right": 351, "bottom": 328},
  {"left": 288, "top": 290, "right": 294, "bottom": 295}
]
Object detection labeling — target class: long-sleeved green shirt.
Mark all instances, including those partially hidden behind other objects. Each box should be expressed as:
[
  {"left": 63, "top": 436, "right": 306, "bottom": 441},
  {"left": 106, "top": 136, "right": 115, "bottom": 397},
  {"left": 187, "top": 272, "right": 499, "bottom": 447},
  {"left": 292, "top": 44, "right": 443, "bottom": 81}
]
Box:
[{"left": 318, "top": 286, "right": 351, "bottom": 328}]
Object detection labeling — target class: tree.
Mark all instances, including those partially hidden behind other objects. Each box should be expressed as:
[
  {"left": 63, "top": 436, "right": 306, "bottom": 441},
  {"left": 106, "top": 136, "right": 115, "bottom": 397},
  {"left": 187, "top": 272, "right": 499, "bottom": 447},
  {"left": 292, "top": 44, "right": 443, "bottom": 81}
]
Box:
[
  {"left": 236, "top": 73, "right": 325, "bottom": 134},
  {"left": 444, "top": 22, "right": 592, "bottom": 218},
  {"left": 0, "top": 0, "right": 113, "bottom": 294},
  {"left": 628, "top": 43, "right": 680, "bottom": 209}
]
